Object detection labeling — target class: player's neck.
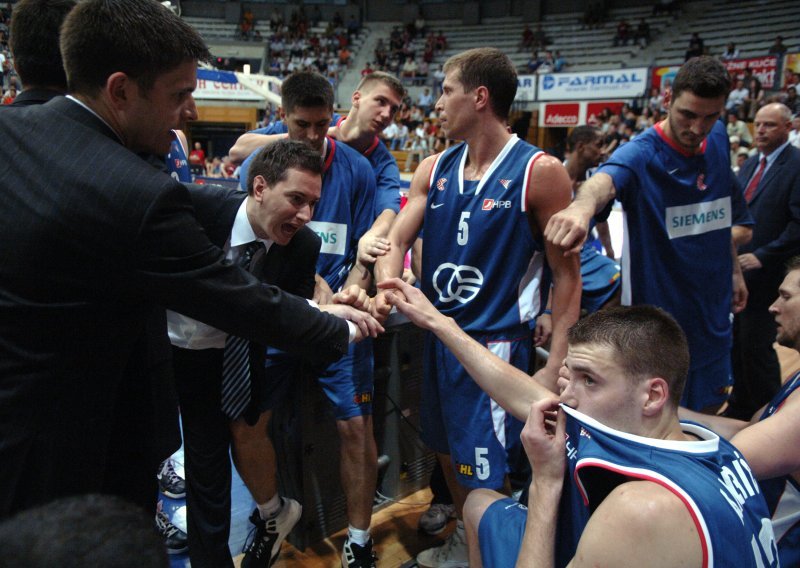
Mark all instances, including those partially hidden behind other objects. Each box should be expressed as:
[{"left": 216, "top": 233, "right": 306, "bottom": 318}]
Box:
[
  {"left": 644, "top": 410, "right": 690, "bottom": 442},
  {"left": 338, "top": 113, "right": 373, "bottom": 153},
  {"left": 463, "top": 121, "right": 513, "bottom": 179}
]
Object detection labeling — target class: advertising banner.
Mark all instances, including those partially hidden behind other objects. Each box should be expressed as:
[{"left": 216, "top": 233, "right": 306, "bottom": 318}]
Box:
[
  {"left": 539, "top": 101, "right": 628, "bottom": 127},
  {"left": 723, "top": 56, "right": 778, "bottom": 89},
  {"left": 651, "top": 65, "right": 681, "bottom": 94},
  {"left": 538, "top": 68, "right": 649, "bottom": 101},
  {"left": 516, "top": 75, "right": 537, "bottom": 101}
]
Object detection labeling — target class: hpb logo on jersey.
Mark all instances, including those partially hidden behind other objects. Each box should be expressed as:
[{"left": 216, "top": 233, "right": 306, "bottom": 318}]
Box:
[
  {"left": 435, "top": 177, "right": 448, "bottom": 191},
  {"left": 432, "top": 263, "right": 484, "bottom": 304},
  {"left": 482, "top": 199, "right": 512, "bottom": 210}
]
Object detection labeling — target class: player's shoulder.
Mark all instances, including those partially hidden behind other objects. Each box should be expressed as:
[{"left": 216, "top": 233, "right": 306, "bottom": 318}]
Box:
[
  {"left": 601, "top": 480, "right": 692, "bottom": 528},
  {"left": 334, "top": 139, "right": 372, "bottom": 169}
]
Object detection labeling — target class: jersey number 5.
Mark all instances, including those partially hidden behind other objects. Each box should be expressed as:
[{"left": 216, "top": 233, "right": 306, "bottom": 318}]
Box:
[{"left": 457, "top": 212, "right": 470, "bottom": 246}]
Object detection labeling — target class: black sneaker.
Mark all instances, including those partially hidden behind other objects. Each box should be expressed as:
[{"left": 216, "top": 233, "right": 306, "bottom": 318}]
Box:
[
  {"left": 341, "top": 537, "right": 377, "bottom": 568},
  {"left": 241, "top": 498, "right": 302, "bottom": 568},
  {"left": 157, "top": 458, "right": 186, "bottom": 499},
  {"left": 155, "top": 509, "right": 188, "bottom": 555}
]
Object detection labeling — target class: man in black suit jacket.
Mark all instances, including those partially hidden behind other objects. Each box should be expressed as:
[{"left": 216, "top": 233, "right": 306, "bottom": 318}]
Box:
[
  {"left": 730, "top": 102, "right": 800, "bottom": 418},
  {"left": 170, "top": 141, "right": 346, "bottom": 567},
  {"left": 0, "top": 0, "right": 379, "bottom": 519}
]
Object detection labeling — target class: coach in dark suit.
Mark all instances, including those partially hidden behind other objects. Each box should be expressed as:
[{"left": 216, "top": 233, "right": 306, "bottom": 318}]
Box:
[
  {"left": 172, "top": 142, "right": 328, "bottom": 567},
  {"left": 730, "top": 102, "right": 800, "bottom": 419},
  {"left": 0, "top": 0, "right": 379, "bottom": 518}
]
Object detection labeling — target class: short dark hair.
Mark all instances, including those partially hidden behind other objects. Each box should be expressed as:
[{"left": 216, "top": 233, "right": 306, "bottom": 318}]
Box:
[
  {"left": 568, "top": 305, "right": 690, "bottom": 407},
  {"left": 247, "top": 139, "right": 324, "bottom": 196},
  {"left": 356, "top": 71, "right": 406, "bottom": 100},
  {"left": 60, "top": 0, "right": 210, "bottom": 96},
  {"left": 786, "top": 256, "right": 800, "bottom": 273},
  {"left": 9, "top": 0, "right": 77, "bottom": 90},
  {"left": 280, "top": 71, "right": 333, "bottom": 114},
  {"left": 443, "top": 47, "right": 517, "bottom": 120},
  {"left": 566, "top": 125, "right": 600, "bottom": 152},
  {"left": 672, "top": 56, "right": 731, "bottom": 100},
  {"left": 0, "top": 494, "right": 168, "bottom": 567}
]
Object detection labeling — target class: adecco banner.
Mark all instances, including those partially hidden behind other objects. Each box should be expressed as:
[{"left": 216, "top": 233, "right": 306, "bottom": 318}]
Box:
[
  {"left": 539, "top": 100, "right": 628, "bottom": 127},
  {"left": 541, "top": 103, "right": 580, "bottom": 126},
  {"left": 723, "top": 56, "right": 778, "bottom": 89},
  {"left": 516, "top": 75, "right": 537, "bottom": 101},
  {"left": 538, "top": 68, "right": 649, "bottom": 101}
]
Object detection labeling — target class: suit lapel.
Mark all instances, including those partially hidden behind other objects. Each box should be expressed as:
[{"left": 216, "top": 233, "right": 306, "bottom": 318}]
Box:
[{"left": 750, "top": 147, "right": 788, "bottom": 204}]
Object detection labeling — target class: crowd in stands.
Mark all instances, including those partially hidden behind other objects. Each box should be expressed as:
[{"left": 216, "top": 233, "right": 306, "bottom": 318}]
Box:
[
  {"left": 366, "top": 22, "right": 447, "bottom": 87},
  {"left": 259, "top": 7, "right": 360, "bottom": 82}
]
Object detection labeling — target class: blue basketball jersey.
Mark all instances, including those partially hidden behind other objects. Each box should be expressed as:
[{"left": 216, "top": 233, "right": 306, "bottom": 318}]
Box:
[
  {"left": 759, "top": 370, "right": 800, "bottom": 567},
  {"left": 597, "top": 121, "right": 753, "bottom": 369},
  {"left": 556, "top": 405, "right": 778, "bottom": 568},
  {"left": 166, "top": 131, "right": 192, "bottom": 183},
  {"left": 421, "top": 136, "right": 545, "bottom": 333},
  {"left": 308, "top": 137, "right": 376, "bottom": 291}
]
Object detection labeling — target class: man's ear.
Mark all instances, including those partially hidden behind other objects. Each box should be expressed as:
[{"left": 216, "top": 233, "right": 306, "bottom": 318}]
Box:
[
  {"left": 473, "top": 85, "right": 490, "bottom": 112},
  {"left": 351, "top": 90, "right": 361, "bottom": 108},
  {"left": 642, "top": 377, "right": 669, "bottom": 417},
  {"left": 252, "top": 175, "right": 268, "bottom": 202},
  {"left": 106, "top": 72, "right": 136, "bottom": 110}
]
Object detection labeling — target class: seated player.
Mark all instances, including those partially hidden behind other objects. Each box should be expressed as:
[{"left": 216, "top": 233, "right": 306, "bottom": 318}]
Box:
[
  {"left": 378, "top": 278, "right": 779, "bottom": 568},
  {"left": 681, "top": 255, "right": 800, "bottom": 566}
]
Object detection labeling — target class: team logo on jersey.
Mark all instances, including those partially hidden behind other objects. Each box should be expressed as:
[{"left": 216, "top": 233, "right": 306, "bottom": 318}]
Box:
[
  {"left": 455, "top": 461, "right": 474, "bottom": 477},
  {"left": 353, "top": 392, "right": 373, "bottom": 405},
  {"left": 696, "top": 173, "right": 707, "bottom": 191},
  {"left": 435, "top": 177, "right": 448, "bottom": 191},
  {"left": 579, "top": 427, "right": 592, "bottom": 440},
  {"left": 432, "top": 263, "right": 484, "bottom": 304},
  {"left": 498, "top": 179, "right": 511, "bottom": 189},
  {"left": 482, "top": 199, "right": 512, "bottom": 210}
]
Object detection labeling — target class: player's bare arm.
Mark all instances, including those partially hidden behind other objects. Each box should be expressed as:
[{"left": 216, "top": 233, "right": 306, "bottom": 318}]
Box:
[
  {"left": 545, "top": 172, "right": 617, "bottom": 255},
  {"left": 566, "top": 482, "right": 702, "bottom": 568},
  {"left": 379, "top": 277, "right": 553, "bottom": 420},
  {"left": 528, "top": 155, "right": 581, "bottom": 391},
  {"left": 372, "top": 154, "right": 435, "bottom": 316},
  {"left": 229, "top": 132, "right": 288, "bottom": 164},
  {"left": 732, "top": 239, "right": 749, "bottom": 313},
  {"left": 516, "top": 400, "right": 566, "bottom": 568}
]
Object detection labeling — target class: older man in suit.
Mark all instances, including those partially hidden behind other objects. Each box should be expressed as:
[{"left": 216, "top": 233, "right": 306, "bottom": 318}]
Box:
[
  {"left": 0, "top": 0, "right": 380, "bottom": 519},
  {"left": 730, "top": 102, "right": 800, "bottom": 419}
]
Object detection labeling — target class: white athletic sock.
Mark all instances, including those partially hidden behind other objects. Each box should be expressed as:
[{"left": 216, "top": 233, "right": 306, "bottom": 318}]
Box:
[
  {"left": 257, "top": 494, "right": 282, "bottom": 520},
  {"left": 347, "top": 525, "right": 371, "bottom": 546}
]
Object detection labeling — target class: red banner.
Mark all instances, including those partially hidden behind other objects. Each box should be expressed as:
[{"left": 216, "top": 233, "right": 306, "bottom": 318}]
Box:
[
  {"left": 542, "top": 103, "right": 580, "bottom": 127},
  {"left": 723, "top": 56, "right": 778, "bottom": 89}
]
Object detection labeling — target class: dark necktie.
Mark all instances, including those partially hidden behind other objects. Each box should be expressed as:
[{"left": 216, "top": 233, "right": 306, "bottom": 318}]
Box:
[
  {"left": 744, "top": 156, "right": 766, "bottom": 203},
  {"left": 221, "top": 241, "right": 263, "bottom": 420}
]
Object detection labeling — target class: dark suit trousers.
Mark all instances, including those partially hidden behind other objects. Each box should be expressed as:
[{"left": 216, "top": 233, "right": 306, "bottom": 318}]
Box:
[
  {"left": 730, "top": 307, "right": 782, "bottom": 419},
  {"left": 172, "top": 346, "right": 234, "bottom": 568}
]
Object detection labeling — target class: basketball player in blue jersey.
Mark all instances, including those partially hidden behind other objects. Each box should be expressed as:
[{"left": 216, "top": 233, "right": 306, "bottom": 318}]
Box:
[
  {"left": 373, "top": 48, "right": 580, "bottom": 567},
  {"left": 232, "top": 72, "right": 381, "bottom": 568},
  {"left": 230, "top": 72, "right": 406, "bottom": 272},
  {"left": 681, "top": 255, "right": 800, "bottom": 566},
  {"left": 377, "top": 278, "right": 778, "bottom": 568},
  {"left": 166, "top": 129, "right": 192, "bottom": 182},
  {"left": 546, "top": 56, "right": 753, "bottom": 413},
  {"left": 562, "top": 126, "right": 620, "bottom": 314}
]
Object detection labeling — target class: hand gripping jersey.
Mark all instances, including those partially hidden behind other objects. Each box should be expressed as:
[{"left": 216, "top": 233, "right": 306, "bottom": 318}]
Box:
[
  {"left": 166, "top": 131, "right": 192, "bottom": 183},
  {"left": 759, "top": 370, "right": 800, "bottom": 566},
  {"left": 556, "top": 405, "right": 779, "bottom": 568},
  {"left": 597, "top": 121, "right": 753, "bottom": 369},
  {"left": 421, "top": 135, "right": 546, "bottom": 333}
]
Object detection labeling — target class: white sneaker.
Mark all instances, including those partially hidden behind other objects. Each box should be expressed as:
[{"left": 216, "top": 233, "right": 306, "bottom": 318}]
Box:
[
  {"left": 418, "top": 503, "right": 456, "bottom": 535},
  {"left": 416, "top": 523, "right": 468, "bottom": 568},
  {"left": 241, "top": 498, "right": 302, "bottom": 568}
]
